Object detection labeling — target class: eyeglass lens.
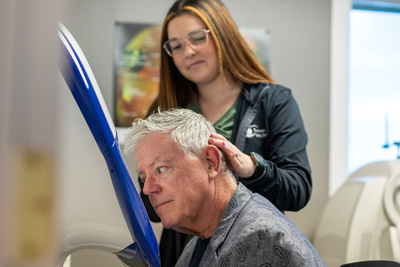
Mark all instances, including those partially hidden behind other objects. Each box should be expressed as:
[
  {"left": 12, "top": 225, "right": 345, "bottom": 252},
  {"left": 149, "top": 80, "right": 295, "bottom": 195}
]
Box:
[{"left": 164, "top": 29, "right": 209, "bottom": 57}]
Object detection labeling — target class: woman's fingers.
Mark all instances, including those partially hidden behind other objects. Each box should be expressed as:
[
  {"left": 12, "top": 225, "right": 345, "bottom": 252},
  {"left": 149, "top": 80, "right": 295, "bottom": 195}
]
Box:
[{"left": 208, "top": 133, "right": 256, "bottom": 177}]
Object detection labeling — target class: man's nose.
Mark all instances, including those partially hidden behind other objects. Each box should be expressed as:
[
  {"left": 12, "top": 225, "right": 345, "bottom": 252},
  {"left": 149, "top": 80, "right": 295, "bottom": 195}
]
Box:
[{"left": 142, "top": 175, "right": 161, "bottom": 196}]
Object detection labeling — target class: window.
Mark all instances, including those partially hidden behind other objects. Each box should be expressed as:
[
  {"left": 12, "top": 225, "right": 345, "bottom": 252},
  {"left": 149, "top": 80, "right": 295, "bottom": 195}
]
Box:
[{"left": 348, "top": 8, "right": 400, "bottom": 174}]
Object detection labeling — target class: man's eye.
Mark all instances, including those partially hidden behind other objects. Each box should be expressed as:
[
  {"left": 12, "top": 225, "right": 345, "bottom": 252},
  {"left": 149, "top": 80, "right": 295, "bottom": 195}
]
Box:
[
  {"left": 139, "top": 176, "right": 146, "bottom": 183},
  {"left": 156, "top": 166, "right": 166, "bottom": 175}
]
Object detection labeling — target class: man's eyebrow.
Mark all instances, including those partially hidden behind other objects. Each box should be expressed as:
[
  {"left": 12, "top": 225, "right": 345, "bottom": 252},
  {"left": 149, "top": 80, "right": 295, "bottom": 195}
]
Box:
[{"left": 136, "top": 157, "right": 172, "bottom": 175}]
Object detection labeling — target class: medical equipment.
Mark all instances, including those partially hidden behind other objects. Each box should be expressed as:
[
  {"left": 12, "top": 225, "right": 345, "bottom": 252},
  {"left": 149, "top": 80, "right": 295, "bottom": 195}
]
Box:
[
  {"left": 58, "top": 23, "right": 159, "bottom": 267},
  {"left": 314, "top": 160, "right": 400, "bottom": 267}
]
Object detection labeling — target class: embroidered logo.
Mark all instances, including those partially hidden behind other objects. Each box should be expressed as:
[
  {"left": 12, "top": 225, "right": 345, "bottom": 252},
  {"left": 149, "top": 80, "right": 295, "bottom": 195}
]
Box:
[{"left": 246, "top": 125, "right": 267, "bottom": 138}]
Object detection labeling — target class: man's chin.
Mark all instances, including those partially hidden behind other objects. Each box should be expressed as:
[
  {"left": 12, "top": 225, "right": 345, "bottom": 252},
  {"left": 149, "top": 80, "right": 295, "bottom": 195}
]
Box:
[{"left": 160, "top": 217, "right": 176, "bottom": 230}]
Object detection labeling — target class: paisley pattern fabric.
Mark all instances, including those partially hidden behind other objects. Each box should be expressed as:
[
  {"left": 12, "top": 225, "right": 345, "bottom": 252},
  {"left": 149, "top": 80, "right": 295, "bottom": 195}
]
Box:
[{"left": 175, "top": 183, "right": 326, "bottom": 267}]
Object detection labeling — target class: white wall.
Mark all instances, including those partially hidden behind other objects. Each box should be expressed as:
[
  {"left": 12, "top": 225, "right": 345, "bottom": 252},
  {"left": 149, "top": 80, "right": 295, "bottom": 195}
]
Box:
[
  {"left": 60, "top": 0, "right": 333, "bottom": 265},
  {"left": 330, "top": 0, "right": 351, "bottom": 198}
]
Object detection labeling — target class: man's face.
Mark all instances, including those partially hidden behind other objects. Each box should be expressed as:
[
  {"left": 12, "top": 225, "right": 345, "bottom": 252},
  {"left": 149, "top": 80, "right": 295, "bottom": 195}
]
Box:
[{"left": 135, "top": 132, "right": 211, "bottom": 231}]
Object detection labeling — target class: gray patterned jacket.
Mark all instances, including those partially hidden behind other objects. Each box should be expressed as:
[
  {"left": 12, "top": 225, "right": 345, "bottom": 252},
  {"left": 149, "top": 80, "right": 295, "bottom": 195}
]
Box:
[{"left": 175, "top": 183, "right": 326, "bottom": 267}]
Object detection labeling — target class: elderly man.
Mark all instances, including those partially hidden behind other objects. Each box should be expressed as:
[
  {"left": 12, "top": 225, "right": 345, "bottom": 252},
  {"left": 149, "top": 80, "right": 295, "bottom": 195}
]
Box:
[{"left": 123, "top": 108, "right": 325, "bottom": 267}]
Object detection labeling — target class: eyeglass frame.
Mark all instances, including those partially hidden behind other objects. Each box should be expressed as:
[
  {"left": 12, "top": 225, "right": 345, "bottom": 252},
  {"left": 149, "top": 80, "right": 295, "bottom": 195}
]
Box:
[{"left": 163, "top": 29, "right": 211, "bottom": 57}]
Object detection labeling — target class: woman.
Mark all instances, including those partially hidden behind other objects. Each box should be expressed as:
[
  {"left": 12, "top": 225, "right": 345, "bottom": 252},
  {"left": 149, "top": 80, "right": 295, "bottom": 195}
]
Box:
[{"left": 140, "top": 0, "right": 312, "bottom": 265}]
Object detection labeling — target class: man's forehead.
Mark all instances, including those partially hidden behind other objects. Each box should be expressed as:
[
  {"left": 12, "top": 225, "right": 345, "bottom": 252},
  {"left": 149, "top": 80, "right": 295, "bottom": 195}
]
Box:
[
  {"left": 136, "top": 132, "right": 172, "bottom": 150},
  {"left": 134, "top": 132, "right": 178, "bottom": 161}
]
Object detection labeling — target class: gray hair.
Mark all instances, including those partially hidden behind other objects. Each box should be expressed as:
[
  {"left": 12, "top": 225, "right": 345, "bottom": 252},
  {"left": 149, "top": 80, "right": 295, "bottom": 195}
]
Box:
[{"left": 122, "top": 108, "right": 229, "bottom": 172}]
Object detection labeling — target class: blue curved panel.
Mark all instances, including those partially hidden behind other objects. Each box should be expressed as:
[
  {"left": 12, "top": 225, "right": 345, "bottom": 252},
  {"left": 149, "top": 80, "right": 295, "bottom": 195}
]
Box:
[{"left": 58, "top": 23, "right": 159, "bottom": 267}]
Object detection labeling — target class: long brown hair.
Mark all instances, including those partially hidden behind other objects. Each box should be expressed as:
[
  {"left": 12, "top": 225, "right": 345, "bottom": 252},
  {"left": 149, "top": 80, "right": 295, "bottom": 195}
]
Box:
[{"left": 146, "top": 0, "right": 274, "bottom": 117}]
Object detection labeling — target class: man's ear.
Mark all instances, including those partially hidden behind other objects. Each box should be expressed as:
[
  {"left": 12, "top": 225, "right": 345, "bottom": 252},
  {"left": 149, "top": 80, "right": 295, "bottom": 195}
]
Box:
[{"left": 204, "top": 145, "right": 221, "bottom": 179}]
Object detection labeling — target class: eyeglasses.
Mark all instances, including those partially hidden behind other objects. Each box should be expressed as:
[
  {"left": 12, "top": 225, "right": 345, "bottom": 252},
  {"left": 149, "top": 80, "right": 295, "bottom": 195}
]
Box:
[{"left": 163, "top": 29, "right": 211, "bottom": 57}]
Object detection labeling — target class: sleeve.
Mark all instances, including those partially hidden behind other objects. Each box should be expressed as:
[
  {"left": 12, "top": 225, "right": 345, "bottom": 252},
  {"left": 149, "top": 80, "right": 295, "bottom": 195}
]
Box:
[{"left": 240, "top": 86, "right": 312, "bottom": 212}]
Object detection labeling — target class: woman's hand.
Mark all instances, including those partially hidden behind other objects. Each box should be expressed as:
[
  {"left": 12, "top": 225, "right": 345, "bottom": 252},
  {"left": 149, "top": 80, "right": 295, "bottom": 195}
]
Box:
[{"left": 208, "top": 133, "right": 256, "bottom": 178}]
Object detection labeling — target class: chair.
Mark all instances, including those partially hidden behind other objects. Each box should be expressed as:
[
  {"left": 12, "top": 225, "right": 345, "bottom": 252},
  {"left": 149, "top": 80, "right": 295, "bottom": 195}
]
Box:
[{"left": 341, "top": 260, "right": 400, "bottom": 267}]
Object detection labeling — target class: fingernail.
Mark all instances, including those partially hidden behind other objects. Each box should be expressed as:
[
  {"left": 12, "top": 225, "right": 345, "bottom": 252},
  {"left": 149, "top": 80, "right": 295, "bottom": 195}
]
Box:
[
  {"left": 223, "top": 141, "right": 226, "bottom": 146},
  {"left": 211, "top": 138, "right": 215, "bottom": 143},
  {"left": 211, "top": 133, "right": 215, "bottom": 137}
]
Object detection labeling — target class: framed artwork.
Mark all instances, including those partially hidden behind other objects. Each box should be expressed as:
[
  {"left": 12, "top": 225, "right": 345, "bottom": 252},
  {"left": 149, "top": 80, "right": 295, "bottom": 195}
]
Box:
[
  {"left": 113, "top": 22, "right": 161, "bottom": 127},
  {"left": 239, "top": 27, "right": 271, "bottom": 73}
]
